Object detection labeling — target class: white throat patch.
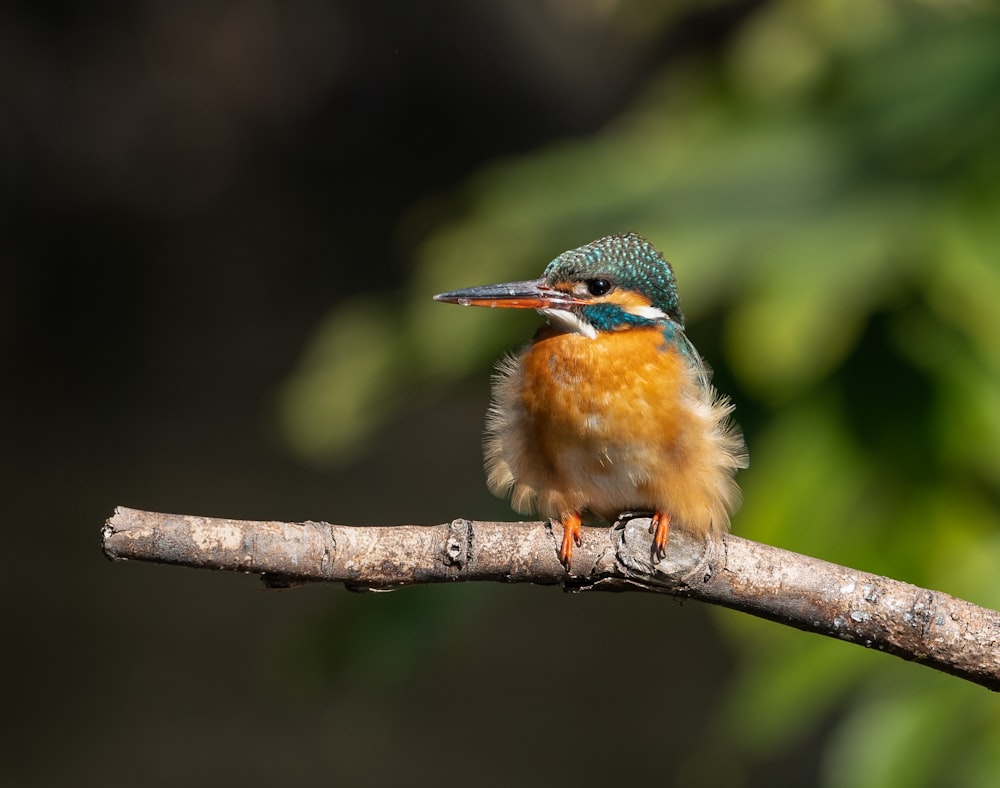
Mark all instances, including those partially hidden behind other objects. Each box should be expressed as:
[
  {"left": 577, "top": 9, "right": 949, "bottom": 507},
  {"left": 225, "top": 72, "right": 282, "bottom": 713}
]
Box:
[{"left": 538, "top": 308, "right": 597, "bottom": 339}]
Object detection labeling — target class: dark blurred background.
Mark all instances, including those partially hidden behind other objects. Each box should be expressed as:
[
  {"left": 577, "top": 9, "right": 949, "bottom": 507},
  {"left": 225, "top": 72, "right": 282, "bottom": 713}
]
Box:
[{"left": 4, "top": 2, "right": 999, "bottom": 787}]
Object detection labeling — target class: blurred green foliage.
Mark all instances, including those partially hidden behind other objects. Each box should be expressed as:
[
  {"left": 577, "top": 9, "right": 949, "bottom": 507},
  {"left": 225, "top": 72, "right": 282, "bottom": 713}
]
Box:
[{"left": 280, "top": 2, "right": 1000, "bottom": 784}]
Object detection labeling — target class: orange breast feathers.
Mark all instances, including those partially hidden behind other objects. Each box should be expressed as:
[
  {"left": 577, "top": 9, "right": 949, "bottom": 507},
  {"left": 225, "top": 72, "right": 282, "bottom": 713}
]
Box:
[{"left": 483, "top": 324, "right": 746, "bottom": 537}]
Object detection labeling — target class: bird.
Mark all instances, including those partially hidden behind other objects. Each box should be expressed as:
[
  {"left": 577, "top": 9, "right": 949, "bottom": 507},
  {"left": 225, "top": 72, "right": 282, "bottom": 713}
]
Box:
[{"left": 434, "top": 232, "right": 747, "bottom": 570}]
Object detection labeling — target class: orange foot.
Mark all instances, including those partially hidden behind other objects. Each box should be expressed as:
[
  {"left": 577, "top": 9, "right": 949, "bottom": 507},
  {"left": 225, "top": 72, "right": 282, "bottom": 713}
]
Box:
[
  {"left": 650, "top": 512, "right": 671, "bottom": 560},
  {"left": 558, "top": 512, "right": 583, "bottom": 570}
]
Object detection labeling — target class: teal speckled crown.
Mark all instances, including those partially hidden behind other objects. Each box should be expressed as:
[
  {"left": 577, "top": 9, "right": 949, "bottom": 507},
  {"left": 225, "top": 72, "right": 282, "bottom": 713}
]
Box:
[{"left": 542, "top": 232, "right": 685, "bottom": 328}]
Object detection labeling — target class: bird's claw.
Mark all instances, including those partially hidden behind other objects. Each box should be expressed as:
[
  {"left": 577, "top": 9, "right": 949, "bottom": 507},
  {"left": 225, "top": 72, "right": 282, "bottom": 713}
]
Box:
[
  {"left": 649, "top": 512, "right": 671, "bottom": 560},
  {"left": 558, "top": 513, "right": 583, "bottom": 571}
]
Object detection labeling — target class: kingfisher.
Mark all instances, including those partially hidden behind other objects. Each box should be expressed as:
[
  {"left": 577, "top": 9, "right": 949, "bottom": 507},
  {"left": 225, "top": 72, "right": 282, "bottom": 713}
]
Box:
[{"left": 434, "top": 233, "right": 747, "bottom": 570}]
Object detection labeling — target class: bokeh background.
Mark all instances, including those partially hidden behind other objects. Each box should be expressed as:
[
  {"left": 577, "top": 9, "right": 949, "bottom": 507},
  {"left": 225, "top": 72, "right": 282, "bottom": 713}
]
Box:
[{"left": 4, "top": 1, "right": 1000, "bottom": 786}]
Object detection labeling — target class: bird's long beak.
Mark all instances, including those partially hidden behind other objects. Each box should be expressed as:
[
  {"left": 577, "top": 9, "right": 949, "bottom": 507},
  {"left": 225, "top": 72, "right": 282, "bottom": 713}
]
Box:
[{"left": 433, "top": 278, "right": 584, "bottom": 309}]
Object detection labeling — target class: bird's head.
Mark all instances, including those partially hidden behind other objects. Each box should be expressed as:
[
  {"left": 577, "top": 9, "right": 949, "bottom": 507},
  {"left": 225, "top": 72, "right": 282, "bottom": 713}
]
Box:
[{"left": 433, "top": 233, "right": 684, "bottom": 339}]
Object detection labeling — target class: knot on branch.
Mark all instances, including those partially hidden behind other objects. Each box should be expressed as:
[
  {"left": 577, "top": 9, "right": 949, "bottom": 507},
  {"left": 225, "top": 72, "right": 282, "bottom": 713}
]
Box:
[
  {"left": 614, "top": 518, "right": 722, "bottom": 593},
  {"left": 443, "top": 519, "right": 472, "bottom": 568}
]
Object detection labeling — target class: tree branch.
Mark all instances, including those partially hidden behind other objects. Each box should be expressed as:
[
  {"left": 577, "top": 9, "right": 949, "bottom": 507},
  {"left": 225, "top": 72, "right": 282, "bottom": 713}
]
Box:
[{"left": 102, "top": 506, "right": 1000, "bottom": 691}]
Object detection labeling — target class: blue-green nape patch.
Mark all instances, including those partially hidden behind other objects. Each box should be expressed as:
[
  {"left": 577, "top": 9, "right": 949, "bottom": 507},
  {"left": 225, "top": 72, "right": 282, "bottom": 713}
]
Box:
[
  {"left": 542, "top": 232, "right": 685, "bottom": 327},
  {"left": 579, "top": 303, "right": 660, "bottom": 332}
]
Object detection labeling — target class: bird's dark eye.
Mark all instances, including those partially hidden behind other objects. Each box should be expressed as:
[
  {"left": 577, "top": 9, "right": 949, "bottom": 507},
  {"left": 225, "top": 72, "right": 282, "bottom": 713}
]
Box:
[{"left": 586, "top": 278, "right": 613, "bottom": 296}]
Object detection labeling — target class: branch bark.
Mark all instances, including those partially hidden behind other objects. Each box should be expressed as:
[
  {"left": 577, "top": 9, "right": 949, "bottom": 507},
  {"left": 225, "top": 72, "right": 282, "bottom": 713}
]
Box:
[{"left": 102, "top": 506, "right": 1000, "bottom": 691}]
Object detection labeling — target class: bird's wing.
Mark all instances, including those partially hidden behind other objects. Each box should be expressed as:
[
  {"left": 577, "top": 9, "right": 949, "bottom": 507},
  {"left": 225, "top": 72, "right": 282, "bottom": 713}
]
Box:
[{"left": 667, "top": 322, "right": 712, "bottom": 390}]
